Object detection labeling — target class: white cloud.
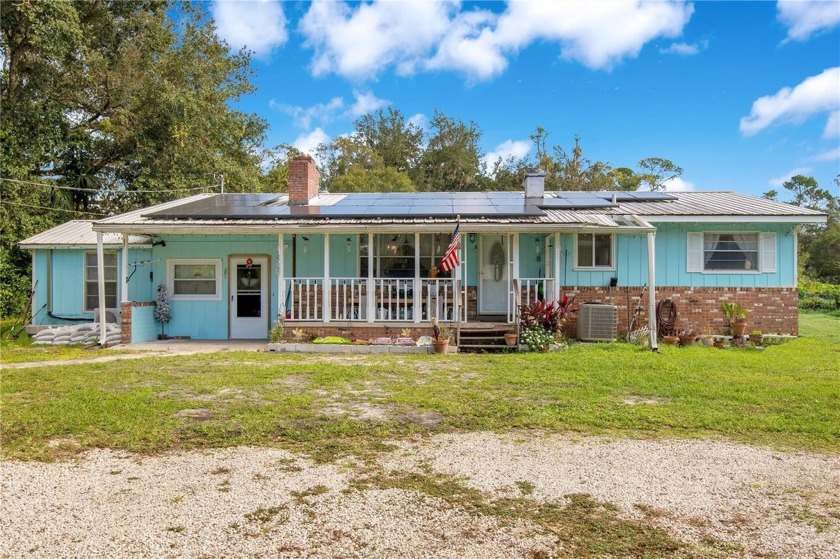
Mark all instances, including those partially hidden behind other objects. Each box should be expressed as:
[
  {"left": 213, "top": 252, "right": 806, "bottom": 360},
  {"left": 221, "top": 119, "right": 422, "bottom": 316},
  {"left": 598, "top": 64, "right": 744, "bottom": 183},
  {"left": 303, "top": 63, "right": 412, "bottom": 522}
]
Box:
[
  {"left": 482, "top": 139, "right": 531, "bottom": 170},
  {"left": 769, "top": 167, "right": 812, "bottom": 188},
  {"left": 407, "top": 113, "right": 428, "bottom": 131},
  {"left": 777, "top": 0, "right": 840, "bottom": 42},
  {"left": 212, "top": 0, "right": 287, "bottom": 59},
  {"left": 347, "top": 90, "right": 389, "bottom": 118},
  {"left": 740, "top": 67, "right": 840, "bottom": 136},
  {"left": 824, "top": 110, "right": 840, "bottom": 138},
  {"left": 299, "top": 0, "right": 694, "bottom": 81},
  {"left": 271, "top": 97, "right": 344, "bottom": 130},
  {"left": 811, "top": 147, "right": 840, "bottom": 161},
  {"left": 659, "top": 39, "right": 708, "bottom": 56},
  {"left": 293, "top": 128, "right": 329, "bottom": 155},
  {"left": 661, "top": 177, "right": 695, "bottom": 191},
  {"left": 300, "top": 1, "right": 458, "bottom": 79},
  {"left": 272, "top": 90, "right": 388, "bottom": 130}
]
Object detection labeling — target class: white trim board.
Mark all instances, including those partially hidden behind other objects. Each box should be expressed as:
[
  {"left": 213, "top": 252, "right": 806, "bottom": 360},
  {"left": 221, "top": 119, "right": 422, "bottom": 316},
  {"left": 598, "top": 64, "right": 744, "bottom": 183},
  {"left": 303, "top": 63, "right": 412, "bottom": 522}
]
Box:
[{"left": 641, "top": 215, "right": 826, "bottom": 224}]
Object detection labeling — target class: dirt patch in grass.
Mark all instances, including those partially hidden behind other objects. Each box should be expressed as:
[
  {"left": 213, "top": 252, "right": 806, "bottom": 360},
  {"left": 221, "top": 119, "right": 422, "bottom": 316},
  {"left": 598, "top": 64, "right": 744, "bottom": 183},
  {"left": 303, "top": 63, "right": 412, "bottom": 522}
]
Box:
[{"left": 622, "top": 395, "right": 668, "bottom": 405}]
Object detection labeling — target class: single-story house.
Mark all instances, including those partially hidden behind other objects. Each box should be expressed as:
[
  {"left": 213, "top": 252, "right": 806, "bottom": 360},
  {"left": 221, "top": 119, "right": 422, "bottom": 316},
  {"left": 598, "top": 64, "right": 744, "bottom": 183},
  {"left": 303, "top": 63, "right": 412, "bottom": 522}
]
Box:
[{"left": 20, "top": 156, "right": 827, "bottom": 348}]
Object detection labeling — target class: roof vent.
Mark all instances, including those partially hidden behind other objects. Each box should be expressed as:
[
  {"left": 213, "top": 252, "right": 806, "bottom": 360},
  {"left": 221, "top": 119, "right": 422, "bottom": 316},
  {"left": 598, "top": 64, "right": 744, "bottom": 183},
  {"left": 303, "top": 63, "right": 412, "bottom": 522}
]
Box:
[{"left": 524, "top": 169, "right": 545, "bottom": 200}]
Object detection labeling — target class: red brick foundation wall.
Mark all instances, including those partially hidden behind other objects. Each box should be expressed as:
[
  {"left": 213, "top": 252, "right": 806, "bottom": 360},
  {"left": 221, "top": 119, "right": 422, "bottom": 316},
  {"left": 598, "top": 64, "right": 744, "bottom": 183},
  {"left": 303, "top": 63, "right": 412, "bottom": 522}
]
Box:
[
  {"left": 561, "top": 286, "right": 799, "bottom": 336},
  {"left": 120, "top": 301, "right": 156, "bottom": 344}
]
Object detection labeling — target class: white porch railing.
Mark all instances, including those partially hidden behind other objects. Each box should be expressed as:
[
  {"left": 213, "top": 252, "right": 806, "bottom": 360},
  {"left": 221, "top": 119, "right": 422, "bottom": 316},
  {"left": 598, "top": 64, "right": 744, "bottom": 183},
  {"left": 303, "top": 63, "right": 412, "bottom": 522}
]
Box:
[
  {"left": 329, "top": 277, "right": 366, "bottom": 321},
  {"left": 372, "top": 278, "right": 415, "bottom": 321},
  {"left": 288, "top": 277, "right": 458, "bottom": 323},
  {"left": 421, "top": 278, "right": 455, "bottom": 321},
  {"left": 519, "top": 278, "right": 556, "bottom": 306},
  {"left": 289, "top": 278, "right": 323, "bottom": 320}
]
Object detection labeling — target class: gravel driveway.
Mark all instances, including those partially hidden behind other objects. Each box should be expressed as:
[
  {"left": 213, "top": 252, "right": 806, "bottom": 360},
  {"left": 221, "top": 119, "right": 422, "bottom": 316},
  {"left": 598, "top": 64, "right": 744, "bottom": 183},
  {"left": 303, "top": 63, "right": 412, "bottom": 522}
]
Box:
[{"left": 2, "top": 433, "right": 839, "bottom": 558}]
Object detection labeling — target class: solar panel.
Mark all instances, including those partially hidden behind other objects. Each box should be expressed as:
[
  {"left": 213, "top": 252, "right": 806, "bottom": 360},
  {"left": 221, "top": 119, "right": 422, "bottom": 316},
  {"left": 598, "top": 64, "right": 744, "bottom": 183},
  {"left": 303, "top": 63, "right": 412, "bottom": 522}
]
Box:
[{"left": 145, "top": 189, "right": 677, "bottom": 221}]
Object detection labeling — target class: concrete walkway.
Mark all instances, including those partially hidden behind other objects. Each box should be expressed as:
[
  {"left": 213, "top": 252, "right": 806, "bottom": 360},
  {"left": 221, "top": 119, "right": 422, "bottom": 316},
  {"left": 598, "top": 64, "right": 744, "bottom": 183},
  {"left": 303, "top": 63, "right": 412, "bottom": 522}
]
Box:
[{"left": 2, "top": 340, "right": 267, "bottom": 370}]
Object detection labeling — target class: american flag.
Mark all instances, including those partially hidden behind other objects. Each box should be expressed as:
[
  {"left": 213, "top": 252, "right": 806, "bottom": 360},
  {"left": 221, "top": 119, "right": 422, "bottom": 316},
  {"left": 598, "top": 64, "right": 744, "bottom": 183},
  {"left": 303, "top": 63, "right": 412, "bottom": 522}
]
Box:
[{"left": 438, "top": 222, "right": 461, "bottom": 273}]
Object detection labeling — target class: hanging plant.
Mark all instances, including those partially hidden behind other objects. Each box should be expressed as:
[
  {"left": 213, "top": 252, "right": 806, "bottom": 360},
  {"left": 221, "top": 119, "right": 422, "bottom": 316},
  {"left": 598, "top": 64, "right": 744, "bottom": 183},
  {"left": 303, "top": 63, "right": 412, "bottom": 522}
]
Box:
[{"left": 154, "top": 283, "right": 172, "bottom": 338}]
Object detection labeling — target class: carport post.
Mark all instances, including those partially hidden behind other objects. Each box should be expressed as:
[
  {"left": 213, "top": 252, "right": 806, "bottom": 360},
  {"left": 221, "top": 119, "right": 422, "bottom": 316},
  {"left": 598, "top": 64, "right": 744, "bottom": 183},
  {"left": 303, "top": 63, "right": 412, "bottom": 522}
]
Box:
[
  {"left": 647, "top": 231, "right": 658, "bottom": 351},
  {"left": 97, "top": 231, "right": 107, "bottom": 347}
]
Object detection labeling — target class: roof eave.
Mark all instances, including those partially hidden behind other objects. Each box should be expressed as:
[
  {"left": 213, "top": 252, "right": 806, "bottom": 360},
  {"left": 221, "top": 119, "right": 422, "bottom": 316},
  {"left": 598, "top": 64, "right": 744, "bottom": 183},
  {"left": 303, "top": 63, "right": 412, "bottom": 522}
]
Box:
[{"left": 640, "top": 215, "right": 827, "bottom": 224}]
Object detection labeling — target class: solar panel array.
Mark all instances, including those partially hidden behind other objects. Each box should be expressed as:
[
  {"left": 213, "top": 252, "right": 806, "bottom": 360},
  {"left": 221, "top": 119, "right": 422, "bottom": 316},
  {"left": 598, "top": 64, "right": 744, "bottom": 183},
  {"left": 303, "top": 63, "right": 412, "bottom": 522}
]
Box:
[{"left": 144, "top": 191, "right": 676, "bottom": 220}]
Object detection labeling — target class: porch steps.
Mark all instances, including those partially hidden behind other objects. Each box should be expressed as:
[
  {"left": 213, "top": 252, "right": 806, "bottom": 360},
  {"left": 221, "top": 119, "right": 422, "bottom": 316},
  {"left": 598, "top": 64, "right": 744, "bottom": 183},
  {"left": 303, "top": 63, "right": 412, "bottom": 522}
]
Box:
[{"left": 457, "top": 325, "right": 515, "bottom": 353}]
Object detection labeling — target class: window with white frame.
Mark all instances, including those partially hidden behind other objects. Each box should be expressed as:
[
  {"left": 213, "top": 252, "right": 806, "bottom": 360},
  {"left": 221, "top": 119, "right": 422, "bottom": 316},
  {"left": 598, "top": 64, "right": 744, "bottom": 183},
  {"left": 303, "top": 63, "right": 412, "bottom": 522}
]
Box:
[
  {"left": 687, "top": 232, "right": 776, "bottom": 273},
  {"left": 168, "top": 259, "right": 222, "bottom": 299},
  {"left": 576, "top": 233, "right": 614, "bottom": 268},
  {"left": 84, "top": 252, "right": 118, "bottom": 311}
]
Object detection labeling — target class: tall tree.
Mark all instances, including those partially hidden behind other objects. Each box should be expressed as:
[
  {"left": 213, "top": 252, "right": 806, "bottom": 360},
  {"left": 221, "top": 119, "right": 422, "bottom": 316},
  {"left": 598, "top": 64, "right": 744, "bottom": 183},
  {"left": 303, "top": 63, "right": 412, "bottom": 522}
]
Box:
[
  {"left": 418, "top": 110, "right": 482, "bottom": 191},
  {"left": 353, "top": 107, "right": 424, "bottom": 176},
  {"left": 0, "top": 0, "right": 267, "bottom": 316},
  {"left": 638, "top": 157, "right": 684, "bottom": 191}
]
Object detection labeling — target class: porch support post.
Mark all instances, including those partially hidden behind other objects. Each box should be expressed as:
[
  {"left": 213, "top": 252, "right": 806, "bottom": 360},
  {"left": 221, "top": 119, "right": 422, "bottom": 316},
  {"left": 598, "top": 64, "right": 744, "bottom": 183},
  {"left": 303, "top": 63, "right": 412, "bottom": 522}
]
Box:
[
  {"left": 367, "top": 232, "right": 374, "bottom": 323},
  {"left": 511, "top": 233, "right": 520, "bottom": 324},
  {"left": 553, "top": 232, "right": 561, "bottom": 302},
  {"left": 323, "top": 233, "right": 330, "bottom": 323},
  {"left": 96, "top": 231, "right": 107, "bottom": 346},
  {"left": 647, "top": 231, "right": 658, "bottom": 351},
  {"left": 278, "top": 233, "right": 285, "bottom": 320},
  {"left": 413, "top": 232, "right": 420, "bottom": 323},
  {"left": 121, "top": 233, "right": 129, "bottom": 304},
  {"left": 461, "top": 233, "right": 468, "bottom": 324}
]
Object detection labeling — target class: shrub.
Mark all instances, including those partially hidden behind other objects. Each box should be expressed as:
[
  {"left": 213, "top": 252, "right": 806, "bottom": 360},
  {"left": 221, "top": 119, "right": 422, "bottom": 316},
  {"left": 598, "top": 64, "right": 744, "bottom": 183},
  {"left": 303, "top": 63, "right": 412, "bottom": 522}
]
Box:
[{"left": 798, "top": 278, "right": 840, "bottom": 310}]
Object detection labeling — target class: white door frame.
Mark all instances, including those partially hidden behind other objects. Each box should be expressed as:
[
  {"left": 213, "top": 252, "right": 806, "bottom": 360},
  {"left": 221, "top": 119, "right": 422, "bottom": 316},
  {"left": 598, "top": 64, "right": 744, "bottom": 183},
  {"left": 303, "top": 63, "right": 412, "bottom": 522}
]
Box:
[
  {"left": 229, "top": 255, "right": 269, "bottom": 339},
  {"left": 478, "top": 233, "right": 511, "bottom": 316}
]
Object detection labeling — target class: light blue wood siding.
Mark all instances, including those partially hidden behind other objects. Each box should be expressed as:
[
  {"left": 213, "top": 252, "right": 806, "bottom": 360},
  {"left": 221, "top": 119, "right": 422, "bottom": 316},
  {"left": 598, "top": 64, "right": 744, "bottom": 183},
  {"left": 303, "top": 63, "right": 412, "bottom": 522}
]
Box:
[
  {"left": 651, "top": 222, "right": 795, "bottom": 287},
  {"left": 152, "top": 235, "right": 280, "bottom": 339},
  {"left": 131, "top": 306, "right": 157, "bottom": 342},
  {"left": 31, "top": 248, "right": 152, "bottom": 325}
]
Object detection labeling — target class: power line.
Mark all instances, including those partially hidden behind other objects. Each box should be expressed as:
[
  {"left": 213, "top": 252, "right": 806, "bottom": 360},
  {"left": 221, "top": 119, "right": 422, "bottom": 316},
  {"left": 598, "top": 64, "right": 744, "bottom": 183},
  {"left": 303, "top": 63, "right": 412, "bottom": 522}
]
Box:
[
  {"left": 0, "top": 200, "right": 109, "bottom": 216},
  {"left": 0, "top": 176, "right": 218, "bottom": 194}
]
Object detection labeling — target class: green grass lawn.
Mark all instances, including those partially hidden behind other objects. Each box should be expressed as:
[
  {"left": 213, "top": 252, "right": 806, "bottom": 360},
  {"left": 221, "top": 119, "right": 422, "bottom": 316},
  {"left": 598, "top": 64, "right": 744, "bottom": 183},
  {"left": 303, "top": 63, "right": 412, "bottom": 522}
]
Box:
[
  {"left": 0, "top": 320, "right": 137, "bottom": 364},
  {"left": 2, "top": 311, "right": 838, "bottom": 461}
]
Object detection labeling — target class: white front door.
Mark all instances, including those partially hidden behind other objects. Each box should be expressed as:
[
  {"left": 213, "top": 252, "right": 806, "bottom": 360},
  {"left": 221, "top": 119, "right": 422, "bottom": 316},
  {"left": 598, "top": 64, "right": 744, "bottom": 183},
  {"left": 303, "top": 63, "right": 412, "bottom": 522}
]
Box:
[
  {"left": 230, "top": 256, "right": 268, "bottom": 339},
  {"left": 479, "top": 234, "right": 510, "bottom": 314}
]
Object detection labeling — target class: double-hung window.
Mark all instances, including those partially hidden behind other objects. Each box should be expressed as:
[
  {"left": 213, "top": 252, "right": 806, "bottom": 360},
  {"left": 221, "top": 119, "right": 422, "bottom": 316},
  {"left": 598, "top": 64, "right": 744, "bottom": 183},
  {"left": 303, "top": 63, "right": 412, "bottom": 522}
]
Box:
[
  {"left": 84, "top": 252, "right": 118, "bottom": 311},
  {"left": 575, "top": 233, "right": 614, "bottom": 269},
  {"left": 687, "top": 232, "right": 776, "bottom": 273},
  {"left": 168, "top": 259, "right": 222, "bottom": 300}
]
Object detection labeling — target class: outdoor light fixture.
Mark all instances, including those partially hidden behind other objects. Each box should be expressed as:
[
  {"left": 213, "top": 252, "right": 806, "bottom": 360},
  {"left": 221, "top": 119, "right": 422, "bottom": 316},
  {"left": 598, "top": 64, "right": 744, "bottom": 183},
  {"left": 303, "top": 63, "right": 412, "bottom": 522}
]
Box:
[
  {"left": 469, "top": 233, "right": 476, "bottom": 244},
  {"left": 346, "top": 237, "right": 352, "bottom": 254}
]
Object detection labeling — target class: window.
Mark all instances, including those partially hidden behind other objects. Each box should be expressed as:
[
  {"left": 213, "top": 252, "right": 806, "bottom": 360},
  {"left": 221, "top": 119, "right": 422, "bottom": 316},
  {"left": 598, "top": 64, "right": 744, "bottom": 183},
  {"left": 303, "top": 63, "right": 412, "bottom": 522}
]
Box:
[
  {"left": 687, "top": 232, "right": 776, "bottom": 273},
  {"left": 576, "top": 233, "right": 613, "bottom": 269},
  {"left": 84, "top": 252, "right": 118, "bottom": 311},
  {"left": 359, "top": 234, "right": 451, "bottom": 278},
  {"left": 168, "top": 259, "right": 222, "bottom": 299},
  {"left": 703, "top": 233, "right": 758, "bottom": 271}
]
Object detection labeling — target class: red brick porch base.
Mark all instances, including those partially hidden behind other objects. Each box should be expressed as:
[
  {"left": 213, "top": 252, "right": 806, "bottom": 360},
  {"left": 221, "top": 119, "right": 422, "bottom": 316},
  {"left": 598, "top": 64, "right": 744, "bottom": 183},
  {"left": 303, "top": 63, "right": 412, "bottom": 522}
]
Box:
[
  {"left": 120, "top": 301, "right": 156, "bottom": 344},
  {"left": 560, "top": 286, "right": 799, "bottom": 337}
]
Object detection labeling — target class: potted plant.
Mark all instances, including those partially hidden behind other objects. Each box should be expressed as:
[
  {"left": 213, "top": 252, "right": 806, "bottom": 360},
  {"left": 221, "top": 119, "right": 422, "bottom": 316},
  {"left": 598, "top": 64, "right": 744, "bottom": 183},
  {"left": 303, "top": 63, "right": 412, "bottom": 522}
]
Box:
[
  {"left": 750, "top": 329, "right": 763, "bottom": 347},
  {"left": 677, "top": 329, "right": 698, "bottom": 346},
  {"left": 431, "top": 318, "right": 451, "bottom": 354},
  {"left": 723, "top": 302, "right": 749, "bottom": 337},
  {"left": 504, "top": 331, "right": 518, "bottom": 346},
  {"left": 662, "top": 334, "right": 680, "bottom": 345},
  {"left": 699, "top": 326, "right": 714, "bottom": 347}
]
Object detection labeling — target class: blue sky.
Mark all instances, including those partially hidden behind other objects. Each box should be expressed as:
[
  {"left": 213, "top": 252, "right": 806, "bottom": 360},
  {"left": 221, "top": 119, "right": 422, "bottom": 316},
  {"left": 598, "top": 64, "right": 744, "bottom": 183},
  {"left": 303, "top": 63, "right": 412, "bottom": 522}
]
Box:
[{"left": 210, "top": 0, "right": 840, "bottom": 198}]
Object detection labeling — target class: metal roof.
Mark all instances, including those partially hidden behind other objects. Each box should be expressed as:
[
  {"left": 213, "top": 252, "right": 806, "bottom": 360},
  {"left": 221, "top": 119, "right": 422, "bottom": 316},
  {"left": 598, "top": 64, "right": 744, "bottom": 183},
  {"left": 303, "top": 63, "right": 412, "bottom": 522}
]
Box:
[
  {"left": 87, "top": 190, "right": 825, "bottom": 235},
  {"left": 19, "top": 220, "right": 152, "bottom": 249}
]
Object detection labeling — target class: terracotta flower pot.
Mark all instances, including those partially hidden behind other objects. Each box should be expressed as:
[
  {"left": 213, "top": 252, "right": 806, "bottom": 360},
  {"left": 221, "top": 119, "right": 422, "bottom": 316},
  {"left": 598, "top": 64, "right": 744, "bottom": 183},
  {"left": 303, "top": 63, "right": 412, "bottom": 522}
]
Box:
[
  {"left": 662, "top": 335, "right": 680, "bottom": 345},
  {"left": 731, "top": 322, "right": 748, "bottom": 337},
  {"left": 432, "top": 339, "right": 450, "bottom": 354},
  {"left": 504, "top": 333, "right": 518, "bottom": 346}
]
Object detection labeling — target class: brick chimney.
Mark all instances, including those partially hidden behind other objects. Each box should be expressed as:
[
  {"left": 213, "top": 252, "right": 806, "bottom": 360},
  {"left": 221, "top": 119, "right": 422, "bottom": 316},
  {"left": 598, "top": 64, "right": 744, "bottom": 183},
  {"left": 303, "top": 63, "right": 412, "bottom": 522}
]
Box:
[
  {"left": 524, "top": 169, "right": 545, "bottom": 200},
  {"left": 288, "top": 155, "right": 320, "bottom": 205}
]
